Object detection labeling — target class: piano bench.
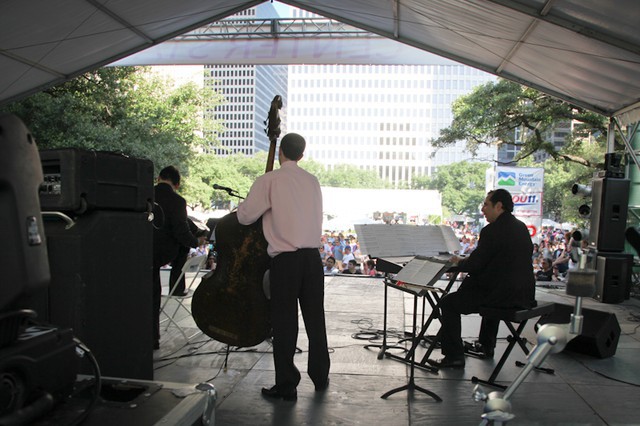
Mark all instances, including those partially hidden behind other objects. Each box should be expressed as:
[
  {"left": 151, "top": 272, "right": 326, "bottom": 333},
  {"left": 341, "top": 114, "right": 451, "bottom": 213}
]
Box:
[{"left": 471, "top": 302, "right": 556, "bottom": 389}]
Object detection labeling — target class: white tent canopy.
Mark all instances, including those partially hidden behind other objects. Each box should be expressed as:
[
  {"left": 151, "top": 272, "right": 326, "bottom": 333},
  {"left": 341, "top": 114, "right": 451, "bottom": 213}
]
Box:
[{"left": 2, "top": 0, "right": 640, "bottom": 124}]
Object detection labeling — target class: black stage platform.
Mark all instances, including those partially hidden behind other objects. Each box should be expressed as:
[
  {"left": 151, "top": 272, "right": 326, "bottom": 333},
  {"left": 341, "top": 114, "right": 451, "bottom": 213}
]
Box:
[{"left": 152, "top": 272, "right": 640, "bottom": 425}]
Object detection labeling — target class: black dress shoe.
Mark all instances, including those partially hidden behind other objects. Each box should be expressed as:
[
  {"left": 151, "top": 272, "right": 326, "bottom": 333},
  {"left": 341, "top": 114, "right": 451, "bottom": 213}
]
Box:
[
  {"left": 475, "top": 343, "right": 495, "bottom": 359},
  {"left": 426, "top": 357, "right": 465, "bottom": 369},
  {"left": 315, "top": 378, "right": 330, "bottom": 391},
  {"left": 464, "top": 341, "right": 494, "bottom": 359},
  {"left": 261, "top": 385, "right": 297, "bottom": 401}
]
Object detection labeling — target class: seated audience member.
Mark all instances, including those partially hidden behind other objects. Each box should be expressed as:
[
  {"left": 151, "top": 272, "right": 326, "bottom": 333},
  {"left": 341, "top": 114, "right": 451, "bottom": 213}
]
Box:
[
  {"left": 352, "top": 244, "right": 363, "bottom": 263},
  {"left": 463, "top": 237, "right": 477, "bottom": 255},
  {"left": 536, "top": 258, "right": 556, "bottom": 281},
  {"left": 552, "top": 242, "right": 570, "bottom": 276},
  {"left": 324, "top": 256, "right": 338, "bottom": 275},
  {"left": 319, "top": 245, "right": 329, "bottom": 265},
  {"left": 363, "top": 259, "right": 379, "bottom": 277},
  {"left": 333, "top": 238, "right": 344, "bottom": 270},
  {"left": 341, "top": 245, "right": 355, "bottom": 266},
  {"left": 195, "top": 243, "right": 208, "bottom": 257},
  {"left": 342, "top": 259, "right": 362, "bottom": 274}
]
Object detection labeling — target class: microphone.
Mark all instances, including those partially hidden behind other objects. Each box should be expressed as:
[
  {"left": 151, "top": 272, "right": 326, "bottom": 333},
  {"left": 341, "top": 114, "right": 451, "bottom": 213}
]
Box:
[
  {"left": 213, "top": 183, "right": 244, "bottom": 199},
  {"left": 213, "top": 183, "right": 235, "bottom": 193}
]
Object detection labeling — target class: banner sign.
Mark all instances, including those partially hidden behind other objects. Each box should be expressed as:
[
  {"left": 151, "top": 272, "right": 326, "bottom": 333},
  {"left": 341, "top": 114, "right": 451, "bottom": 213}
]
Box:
[
  {"left": 492, "top": 166, "right": 545, "bottom": 240},
  {"left": 496, "top": 167, "right": 544, "bottom": 191}
]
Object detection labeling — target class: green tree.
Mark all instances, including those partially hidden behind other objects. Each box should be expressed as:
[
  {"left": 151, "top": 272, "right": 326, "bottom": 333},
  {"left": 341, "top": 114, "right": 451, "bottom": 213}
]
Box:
[
  {"left": 182, "top": 152, "right": 268, "bottom": 209},
  {"left": 2, "top": 66, "right": 223, "bottom": 172},
  {"left": 432, "top": 79, "right": 609, "bottom": 168},
  {"left": 183, "top": 156, "right": 391, "bottom": 211},
  {"left": 415, "top": 161, "right": 489, "bottom": 216}
]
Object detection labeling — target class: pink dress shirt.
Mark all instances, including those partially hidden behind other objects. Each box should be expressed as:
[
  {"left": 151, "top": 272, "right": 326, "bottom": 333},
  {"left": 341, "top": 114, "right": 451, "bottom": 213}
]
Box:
[{"left": 237, "top": 161, "right": 323, "bottom": 257}]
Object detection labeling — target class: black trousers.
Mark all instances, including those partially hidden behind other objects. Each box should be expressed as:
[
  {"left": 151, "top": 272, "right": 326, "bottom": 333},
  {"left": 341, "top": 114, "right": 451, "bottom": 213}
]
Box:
[
  {"left": 269, "top": 248, "right": 330, "bottom": 392},
  {"left": 438, "top": 282, "right": 500, "bottom": 359}
]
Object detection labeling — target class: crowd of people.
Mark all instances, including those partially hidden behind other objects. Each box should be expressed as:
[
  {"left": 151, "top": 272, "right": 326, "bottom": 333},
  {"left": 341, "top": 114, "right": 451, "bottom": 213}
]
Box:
[
  {"left": 316, "top": 221, "right": 581, "bottom": 283},
  {"left": 318, "top": 232, "right": 380, "bottom": 276},
  {"left": 186, "top": 215, "right": 579, "bottom": 286}
]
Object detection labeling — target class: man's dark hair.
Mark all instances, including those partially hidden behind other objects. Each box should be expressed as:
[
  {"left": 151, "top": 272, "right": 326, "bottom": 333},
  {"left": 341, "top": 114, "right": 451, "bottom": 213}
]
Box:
[
  {"left": 280, "top": 133, "right": 306, "bottom": 161},
  {"left": 159, "top": 166, "right": 181, "bottom": 186},
  {"left": 326, "top": 256, "right": 336, "bottom": 263},
  {"left": 488, "top": 188, "right": 514, "bottom": 213}
]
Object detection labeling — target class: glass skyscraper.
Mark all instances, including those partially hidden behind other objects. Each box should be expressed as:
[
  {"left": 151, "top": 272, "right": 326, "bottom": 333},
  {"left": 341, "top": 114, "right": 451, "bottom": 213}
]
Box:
[{"left": 287, "top": 63, "right": 497, "bottom": 187}]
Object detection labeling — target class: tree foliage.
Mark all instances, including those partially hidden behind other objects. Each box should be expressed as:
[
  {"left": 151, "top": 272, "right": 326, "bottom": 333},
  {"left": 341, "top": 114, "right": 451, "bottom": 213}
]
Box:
[
  {"left": 432, "top": 79, "right": 609, "bottom": 168},
  {"left": 413, "top": 161, "right": 489, "bottom": 216},
  {"left": 2, "top": 66, "right": 224, "bottom": 172},
  {"left": 182, "top": 152, "right": 268, "bottom": 210},
  {"left": 431, "top": 78, "right": 614, "bottom": 222},
  {"left": 183, "top": 155, "right": 391, "bottom": 210}
]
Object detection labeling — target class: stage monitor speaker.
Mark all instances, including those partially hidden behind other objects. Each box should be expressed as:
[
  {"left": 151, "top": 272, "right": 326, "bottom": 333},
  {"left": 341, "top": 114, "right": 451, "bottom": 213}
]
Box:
[
  {"left": 43, "top": 209, "right": 154, "bottom": 380},
  {"left": 537, "top": 303, "right": 620, "bottom": 358},
  {"left": 589, "top": 177, "right": 629, "bottom": 252},
  {"left": 594, "top": 252, "right": 633, "bottom": 304}
]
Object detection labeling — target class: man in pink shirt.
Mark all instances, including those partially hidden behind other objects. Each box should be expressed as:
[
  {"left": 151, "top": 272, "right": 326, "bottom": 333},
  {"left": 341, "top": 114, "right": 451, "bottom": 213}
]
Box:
[{"left": 237, "top": 133, "right": 330, "bottom": 401}]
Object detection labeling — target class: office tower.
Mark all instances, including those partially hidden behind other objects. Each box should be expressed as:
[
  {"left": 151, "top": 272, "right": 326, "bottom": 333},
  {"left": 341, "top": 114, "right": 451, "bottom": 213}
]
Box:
[{"left": 287, "top": 63, "right": 497, "bottom": 187}]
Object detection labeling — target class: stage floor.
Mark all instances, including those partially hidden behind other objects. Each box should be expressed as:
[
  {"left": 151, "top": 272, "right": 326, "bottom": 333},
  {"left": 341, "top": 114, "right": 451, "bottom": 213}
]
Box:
[{"left": 154, "top": 272, "right": 640, "bottom": 425}]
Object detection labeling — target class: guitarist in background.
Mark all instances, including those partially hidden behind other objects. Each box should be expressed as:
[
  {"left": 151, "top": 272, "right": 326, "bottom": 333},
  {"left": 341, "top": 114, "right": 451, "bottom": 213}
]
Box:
[{"left": 237, "top": 133, "right": 330, "bottom": 401}]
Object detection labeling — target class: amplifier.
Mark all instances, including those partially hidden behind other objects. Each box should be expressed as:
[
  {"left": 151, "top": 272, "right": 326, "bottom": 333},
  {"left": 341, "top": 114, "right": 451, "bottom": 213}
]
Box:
[{"left": 39, "top": 148, "right": 154, "bottom": 213}]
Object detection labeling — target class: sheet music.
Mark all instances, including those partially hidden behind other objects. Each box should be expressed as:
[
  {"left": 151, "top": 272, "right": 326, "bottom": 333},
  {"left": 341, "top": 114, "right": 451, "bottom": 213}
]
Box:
[
  {"left": 394, "top": 256, "right": 451, "bottom": 289},
  {"left": 354, "top": 224, "right": 461, "bottom": 258}
]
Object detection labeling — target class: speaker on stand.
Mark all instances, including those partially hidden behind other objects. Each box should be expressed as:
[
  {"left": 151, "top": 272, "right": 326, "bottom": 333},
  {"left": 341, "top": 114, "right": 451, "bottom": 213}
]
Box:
[
  {"left": 589, "top": 177, "right": 629, "bottom": 253},
  {"left": 594, "top": 252, "right": 633, "bottom": 304}
]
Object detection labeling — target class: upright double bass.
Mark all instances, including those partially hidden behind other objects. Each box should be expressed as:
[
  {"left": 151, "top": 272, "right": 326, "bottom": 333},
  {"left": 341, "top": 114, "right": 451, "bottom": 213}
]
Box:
[{"left": 191, "top": 95, "right": 282, "bottom": 347}]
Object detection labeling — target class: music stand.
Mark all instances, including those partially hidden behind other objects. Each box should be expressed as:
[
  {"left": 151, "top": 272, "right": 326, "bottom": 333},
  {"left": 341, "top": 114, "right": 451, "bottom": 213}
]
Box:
[
  {"left": 355, "top": 224, "right": 460, "bottom": 358},
  {"left": 363, "top": 258, "right": 406, "bottom": 359},
  {"left": 380, "top": 256, "right": 450, "bottom": 401}
]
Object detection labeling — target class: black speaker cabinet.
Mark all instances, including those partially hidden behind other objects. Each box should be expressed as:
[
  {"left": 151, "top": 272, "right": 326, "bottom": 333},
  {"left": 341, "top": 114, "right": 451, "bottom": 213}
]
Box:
[
  {"left": 594, "top": 252, "right": 633, "bottom": 304},
  {"left": 43, "top": 210, "right": 154, "bottom": 379},
  {"left": 537, "top": 303, "right": 621, "bottom": 358},
  {"left": 589, "top": 177, "right": 630, "bottom": 252},
  {"left": 39, "top": 148, "right": 154, "bottom": 214}
]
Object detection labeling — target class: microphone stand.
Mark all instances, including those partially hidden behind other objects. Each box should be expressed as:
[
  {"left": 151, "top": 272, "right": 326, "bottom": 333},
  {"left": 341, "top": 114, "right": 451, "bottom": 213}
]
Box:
[
  {"left": 214, "top": 185, "right": 244, "bottom": 200},
  {"left": 473, "top": 253, "right": 596, "bottom": 426}
]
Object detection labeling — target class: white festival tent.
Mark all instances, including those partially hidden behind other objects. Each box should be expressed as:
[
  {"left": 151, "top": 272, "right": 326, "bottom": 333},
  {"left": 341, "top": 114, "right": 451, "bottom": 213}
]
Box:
[
  {"left": 321, "top": 187, "right": 442, "bottom": 231},
  {"left": 2, "top": 0, "right": 640, "bottom": 127}
]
